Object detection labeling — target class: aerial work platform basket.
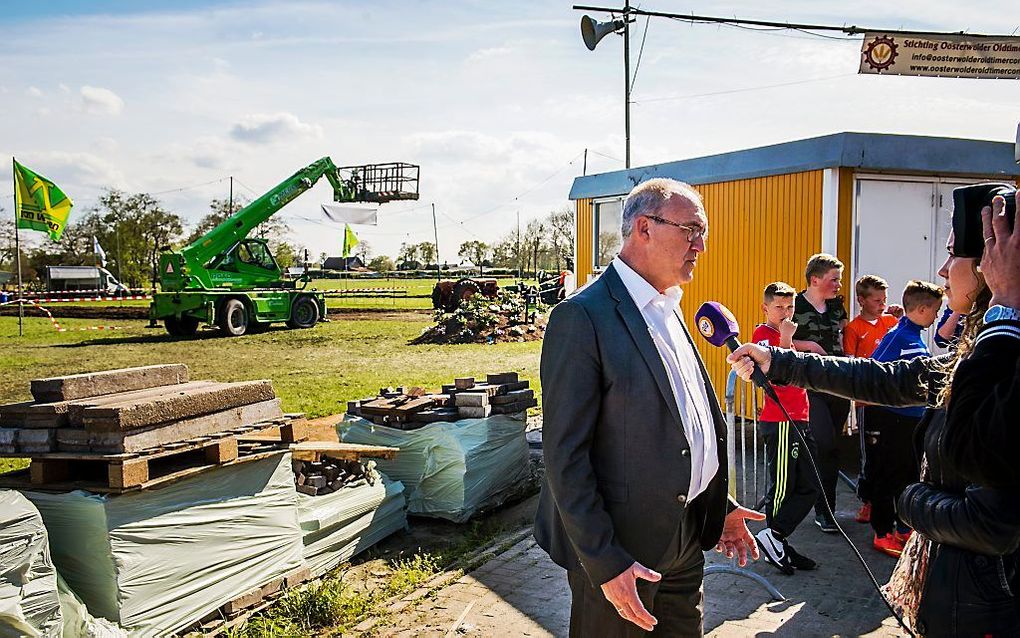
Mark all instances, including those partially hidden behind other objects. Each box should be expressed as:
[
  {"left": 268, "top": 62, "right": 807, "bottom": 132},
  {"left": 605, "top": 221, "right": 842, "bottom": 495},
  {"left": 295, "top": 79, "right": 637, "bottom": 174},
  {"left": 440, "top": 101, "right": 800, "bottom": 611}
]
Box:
[{"left": 338, "top": 162, "right": 420, "bottom": 203}]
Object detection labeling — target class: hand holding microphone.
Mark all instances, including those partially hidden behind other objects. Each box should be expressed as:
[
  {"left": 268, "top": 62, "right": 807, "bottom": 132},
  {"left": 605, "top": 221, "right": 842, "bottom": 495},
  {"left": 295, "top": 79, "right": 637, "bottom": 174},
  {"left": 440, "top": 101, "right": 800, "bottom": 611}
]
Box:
[{"left": 728, "top": 344, "right": 772, "bottom": 382}]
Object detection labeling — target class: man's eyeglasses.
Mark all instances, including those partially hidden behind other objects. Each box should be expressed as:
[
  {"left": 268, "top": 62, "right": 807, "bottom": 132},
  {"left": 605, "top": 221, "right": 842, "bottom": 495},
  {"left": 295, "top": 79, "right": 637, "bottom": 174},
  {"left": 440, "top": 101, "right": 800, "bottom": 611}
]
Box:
[{"left": 644, "top": 215, "right": 708, "bottom": 243}]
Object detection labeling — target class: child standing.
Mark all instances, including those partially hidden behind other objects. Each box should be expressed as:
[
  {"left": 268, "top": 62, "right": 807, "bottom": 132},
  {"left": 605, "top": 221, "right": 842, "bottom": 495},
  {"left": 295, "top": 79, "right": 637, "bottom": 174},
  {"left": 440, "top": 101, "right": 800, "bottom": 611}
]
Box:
[
  {"left": 843, "top": 275, "right": 900, "bottom": 525},
  {"left": 752, "top": 282, "right": 820, "bottom": 575},
  {"left": 866, "top": 280, "right": 943, "bottom": 557}
]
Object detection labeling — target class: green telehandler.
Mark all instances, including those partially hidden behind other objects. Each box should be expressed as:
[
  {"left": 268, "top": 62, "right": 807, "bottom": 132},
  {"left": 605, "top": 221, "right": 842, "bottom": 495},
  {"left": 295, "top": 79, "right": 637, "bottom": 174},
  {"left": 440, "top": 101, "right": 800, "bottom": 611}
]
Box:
[{"left": 150, "top": 158, "right": 419, "bottom": 337}]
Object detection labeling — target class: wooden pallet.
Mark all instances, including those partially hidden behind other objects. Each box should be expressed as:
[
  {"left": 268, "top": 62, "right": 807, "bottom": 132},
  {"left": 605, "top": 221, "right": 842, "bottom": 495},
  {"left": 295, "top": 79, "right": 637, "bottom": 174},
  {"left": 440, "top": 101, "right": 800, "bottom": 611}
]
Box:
[
  {"left": 0, "top": 420, "right": 296, "bottom": 493},
  {"left": 180, "top": 565, "right": 313, "bottom": 636}
]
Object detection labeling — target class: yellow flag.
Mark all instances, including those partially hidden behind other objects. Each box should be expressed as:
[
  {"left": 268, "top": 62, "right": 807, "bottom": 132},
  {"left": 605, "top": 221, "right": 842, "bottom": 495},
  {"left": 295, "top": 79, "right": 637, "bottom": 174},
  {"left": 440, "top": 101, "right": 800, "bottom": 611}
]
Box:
[
  {"left": 14, "top": 160, "right": 74, "bottom": 241},
  {"left": 342, "top": 223, "right": 360, "bottom": 258}
]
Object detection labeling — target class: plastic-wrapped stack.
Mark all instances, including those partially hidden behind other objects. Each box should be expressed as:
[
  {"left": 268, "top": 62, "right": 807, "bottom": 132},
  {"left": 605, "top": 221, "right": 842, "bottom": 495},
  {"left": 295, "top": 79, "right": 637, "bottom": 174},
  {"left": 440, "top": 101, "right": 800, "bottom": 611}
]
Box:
[
  {"left": 340, "top": 413, "right": 528, "bottom": 523},
  {"left": 0, "top": 490, "right": 63, "bottom": 637},
  {"left": 23, "top": 453, "right": 305, "bottom": 636},
  {"left": 298, "top": 477, "right": 407, "bottom": 577}
]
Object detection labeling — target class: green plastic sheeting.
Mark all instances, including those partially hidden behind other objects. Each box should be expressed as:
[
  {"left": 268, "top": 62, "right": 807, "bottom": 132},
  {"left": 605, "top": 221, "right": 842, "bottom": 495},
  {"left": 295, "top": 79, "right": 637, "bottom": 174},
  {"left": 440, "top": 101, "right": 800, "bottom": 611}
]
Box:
[
  {"left": 24, "top": 453, "right": 305, "bottom": 637},
  {"left": 298, "top": 477, "right": 407, "bottom": 577},
  {"left": 340, "top": 414, "right": 529, "bottom": 523}
]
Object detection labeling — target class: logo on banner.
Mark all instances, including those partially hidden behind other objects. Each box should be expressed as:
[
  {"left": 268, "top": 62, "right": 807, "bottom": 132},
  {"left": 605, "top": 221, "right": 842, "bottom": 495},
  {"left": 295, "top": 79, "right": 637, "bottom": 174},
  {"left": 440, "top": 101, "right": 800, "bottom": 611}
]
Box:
[{"left": 862, "top": 35, "right": 899, "bottom": 72}]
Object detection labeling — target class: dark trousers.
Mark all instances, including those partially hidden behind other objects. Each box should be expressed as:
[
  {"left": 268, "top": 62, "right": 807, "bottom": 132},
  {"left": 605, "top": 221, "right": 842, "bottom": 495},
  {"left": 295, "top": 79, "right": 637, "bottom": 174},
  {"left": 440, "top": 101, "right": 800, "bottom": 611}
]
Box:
[
  {"left": 808, "top": 391, "right": 851, "bottom": 517},
  {"left": 568, "top": 501, "right": 705, "bottom": 637},
  {"left": 761, "top": 420, "right": 821, "bottom": 538},
  {"left": 857, "top": 406, "right": 920, "bottom": 536}
]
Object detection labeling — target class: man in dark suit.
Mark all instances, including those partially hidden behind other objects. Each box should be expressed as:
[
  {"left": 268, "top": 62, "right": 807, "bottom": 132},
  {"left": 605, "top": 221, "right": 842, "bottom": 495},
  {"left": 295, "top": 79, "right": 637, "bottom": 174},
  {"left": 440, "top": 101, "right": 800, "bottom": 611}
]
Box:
[{"left": 535, "top": 178, "right": 763, "bottom": 636}]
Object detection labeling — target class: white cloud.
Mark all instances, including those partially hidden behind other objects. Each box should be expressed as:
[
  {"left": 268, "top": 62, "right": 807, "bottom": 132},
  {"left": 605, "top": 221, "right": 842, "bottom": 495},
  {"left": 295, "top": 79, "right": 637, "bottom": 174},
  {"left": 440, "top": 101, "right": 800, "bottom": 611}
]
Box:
[
  {"left": 465, "top": 46, "right": 512, "bottom": 64},
  {"left": 29, "top": 151, "right": 128, "bottom": 191},
  {"left": 229, "top": 112, "right": 323, "bottom": 144},
  {"left": 26, "top": 86, "right": 43, "bottom": 98},
  {"left": 79, "top": 85, "right": 124, "bottom": 115}
]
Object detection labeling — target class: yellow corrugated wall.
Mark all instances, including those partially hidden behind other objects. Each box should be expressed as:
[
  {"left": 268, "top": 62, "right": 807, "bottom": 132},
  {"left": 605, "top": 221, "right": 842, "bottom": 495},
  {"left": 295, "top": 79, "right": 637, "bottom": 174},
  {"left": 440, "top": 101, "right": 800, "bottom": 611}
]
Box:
[
  {"left": 575, "top": 198, "right": 594, "bottom": 285},
  {"left": 681, "top": 171, "right": 825, "bottom": 405},
  {"left": 570, "top": 172, "right": 824, "bottom": 406},
  {"left": 837, "top": 168, "right": 855, "bottom": 295}
]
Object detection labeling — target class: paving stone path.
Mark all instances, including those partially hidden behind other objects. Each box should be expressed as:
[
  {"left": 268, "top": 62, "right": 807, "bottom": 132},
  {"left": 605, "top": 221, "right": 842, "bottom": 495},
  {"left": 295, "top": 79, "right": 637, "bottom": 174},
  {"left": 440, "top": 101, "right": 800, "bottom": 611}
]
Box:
[{"left": 378, "top": 480, "right": 908, "bottom": 637}]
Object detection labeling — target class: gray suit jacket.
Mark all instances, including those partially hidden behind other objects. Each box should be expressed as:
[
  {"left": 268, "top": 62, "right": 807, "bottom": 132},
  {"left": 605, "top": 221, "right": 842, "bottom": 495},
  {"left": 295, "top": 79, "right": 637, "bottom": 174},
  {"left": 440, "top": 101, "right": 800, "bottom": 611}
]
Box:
[{"left": 534, "top": 262, "right": 731, "bottom": 587}]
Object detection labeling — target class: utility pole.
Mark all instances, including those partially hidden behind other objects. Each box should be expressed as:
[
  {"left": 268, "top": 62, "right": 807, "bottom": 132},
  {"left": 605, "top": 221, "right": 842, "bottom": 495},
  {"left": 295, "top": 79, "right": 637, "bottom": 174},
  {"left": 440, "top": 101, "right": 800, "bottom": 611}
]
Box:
[
  {"left": 583, "top": 148, "right": 588, "bottom": 176},
  {"left": 432, "top": 203, "right": 441, "bottom": 285},
  {"left": 516, "top": 210, "right": 521, "bottom": 279},
  {"left": 623, "top": 0, "right": 631, "bottom": 168}
]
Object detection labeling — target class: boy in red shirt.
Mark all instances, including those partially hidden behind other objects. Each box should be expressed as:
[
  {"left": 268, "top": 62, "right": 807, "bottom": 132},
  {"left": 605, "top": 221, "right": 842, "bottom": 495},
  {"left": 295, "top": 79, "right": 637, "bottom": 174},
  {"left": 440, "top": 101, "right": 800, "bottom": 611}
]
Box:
[
  {"left": 752, "top": 282, "right": 820, "bottom": 575},
  {"left": 843, "top": 275, "right": 901, "bottom": 525}
]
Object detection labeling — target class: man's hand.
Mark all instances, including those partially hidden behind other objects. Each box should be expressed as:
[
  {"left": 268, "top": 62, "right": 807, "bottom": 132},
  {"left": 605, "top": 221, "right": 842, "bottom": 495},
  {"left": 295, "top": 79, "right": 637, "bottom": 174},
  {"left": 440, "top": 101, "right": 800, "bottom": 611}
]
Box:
[
  {"left": 887, "top": 304, "right": 905, "bottom": 319},
  {"left": 981, "top": 193, "right": 1020, "bottom": 310},
  {"left": 600, "top": 562, "right": 661, "bottom": 631},
  {"left": 715, "top": 506, "right": 765, "bottom": 566},
  {"left": 727, "top": 343, "right": 772, "bottom": 380}
]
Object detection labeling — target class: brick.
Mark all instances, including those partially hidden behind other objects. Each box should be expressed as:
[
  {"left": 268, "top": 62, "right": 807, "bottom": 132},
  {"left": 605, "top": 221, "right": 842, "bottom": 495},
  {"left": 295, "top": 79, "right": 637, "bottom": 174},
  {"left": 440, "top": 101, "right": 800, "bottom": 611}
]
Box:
[
  {"left": 454, "top": 377, "right": 475, "bottom": 390},
  {"left": 457, "top": 406, "right": 491, "bottom": 419},
  {"left": 16, "top": 428, "right": 55, "bottom": 453},
  {"left": 284, "top": 566, "right": 311, "bottom": 589},
  {"left": 222, "top": 586, "right": 263, "bottom": 615},
  {"left": 454, "top": 392, "right": 489, "bottom": 407},
  {"left": 486, "top": 372, "right": 519, "bottom": 385},
  {"left": 31, "top": 364, "right": 189, "bottom": 403},
  {"left": 490, "top": 389, "right": 534, "bottom": 405}
]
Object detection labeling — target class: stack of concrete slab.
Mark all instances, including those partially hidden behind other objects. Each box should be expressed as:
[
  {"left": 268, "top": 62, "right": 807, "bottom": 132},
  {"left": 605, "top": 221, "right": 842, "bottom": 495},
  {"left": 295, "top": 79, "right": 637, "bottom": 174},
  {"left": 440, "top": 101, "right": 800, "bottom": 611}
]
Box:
[
  {"left": 0, "top": 365, "right": 289, "bottom": 491},
  {"left": 0, "top": 365, "right": 282, "bottom": 455},
  {"left": 346, "top": 371, "right": 536, "bottom": 429}
]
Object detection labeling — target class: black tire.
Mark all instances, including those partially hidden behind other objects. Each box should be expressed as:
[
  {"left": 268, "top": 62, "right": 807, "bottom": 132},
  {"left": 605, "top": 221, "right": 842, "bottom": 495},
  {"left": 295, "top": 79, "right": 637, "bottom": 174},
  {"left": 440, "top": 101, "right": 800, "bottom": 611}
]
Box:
[
  {"left": 164, "top": 315, "right": 199, "bottom": 337},
  {"left": 449, "top": 278, "right": 481, "bottom": 311},
  {"left": 218, "top": 298, "right": 249, "bottom": 336},
  {"left": 286, "top": 295, "right": 320, "bottom": 329}
]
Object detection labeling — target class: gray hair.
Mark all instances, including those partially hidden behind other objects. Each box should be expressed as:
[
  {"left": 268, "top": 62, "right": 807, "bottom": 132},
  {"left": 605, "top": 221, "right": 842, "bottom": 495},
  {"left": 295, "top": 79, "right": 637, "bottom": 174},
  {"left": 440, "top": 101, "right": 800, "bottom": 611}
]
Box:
[{"left": 621, "top": 178, "right": 704, "bottom": 238}]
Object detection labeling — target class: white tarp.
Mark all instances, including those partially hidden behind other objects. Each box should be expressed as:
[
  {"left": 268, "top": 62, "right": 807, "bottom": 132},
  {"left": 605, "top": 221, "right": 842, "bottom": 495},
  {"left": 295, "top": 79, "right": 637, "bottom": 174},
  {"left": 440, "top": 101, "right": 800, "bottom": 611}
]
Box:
[
  {"left": 339, "top": 414, "right": 529, "bottom": 523},
  {"left": 298, "top": 477, "right": 407, "bottom": 577},
  {"left": 321, "top": 203, "right": 378, "bottom": 226},
  {"left": 0, "top": 490, "right": 62, "bottom": 637},
  {"left": 24, "top": 453, "right": 305, "bottom": 637}
]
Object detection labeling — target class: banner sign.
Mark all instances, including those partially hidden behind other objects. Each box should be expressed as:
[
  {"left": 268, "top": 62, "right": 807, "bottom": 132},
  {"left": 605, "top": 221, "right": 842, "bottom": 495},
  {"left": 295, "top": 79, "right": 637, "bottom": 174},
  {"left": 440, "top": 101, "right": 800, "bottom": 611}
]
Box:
[
  {"left": 859, "top": 32, "right": 1020, "bottom": 79},
  {"left": 321, "top": 202, "right": 378, "bottom": 225}
]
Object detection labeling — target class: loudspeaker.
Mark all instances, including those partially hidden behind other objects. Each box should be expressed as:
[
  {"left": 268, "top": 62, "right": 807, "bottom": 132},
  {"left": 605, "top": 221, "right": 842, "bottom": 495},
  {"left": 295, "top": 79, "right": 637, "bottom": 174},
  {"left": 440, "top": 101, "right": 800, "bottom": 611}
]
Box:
[{"left": 581, "top": 15, "right": 626, "bottom": 51}]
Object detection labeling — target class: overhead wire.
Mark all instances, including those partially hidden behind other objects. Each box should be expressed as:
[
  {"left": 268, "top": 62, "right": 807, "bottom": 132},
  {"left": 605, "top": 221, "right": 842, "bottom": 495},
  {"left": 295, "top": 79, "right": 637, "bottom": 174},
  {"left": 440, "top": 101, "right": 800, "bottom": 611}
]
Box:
[{"left": 633, "top": 73, "right": 856, "bottom": 104}]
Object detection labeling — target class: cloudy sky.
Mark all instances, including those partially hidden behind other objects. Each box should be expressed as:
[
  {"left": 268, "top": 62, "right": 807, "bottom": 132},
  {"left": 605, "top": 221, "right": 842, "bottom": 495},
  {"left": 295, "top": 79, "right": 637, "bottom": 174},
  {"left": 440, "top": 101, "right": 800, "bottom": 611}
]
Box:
[{"left": 1, "top": 0, "right": 1018, "bottom": 261}]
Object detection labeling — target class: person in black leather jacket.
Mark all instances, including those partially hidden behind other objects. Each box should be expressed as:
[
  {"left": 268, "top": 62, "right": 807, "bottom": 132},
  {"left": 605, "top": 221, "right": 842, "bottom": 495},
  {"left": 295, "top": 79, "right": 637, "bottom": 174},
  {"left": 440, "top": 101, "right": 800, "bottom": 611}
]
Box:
[{"left": 726, "top": 194, "right": 1020, "bottom": 637}]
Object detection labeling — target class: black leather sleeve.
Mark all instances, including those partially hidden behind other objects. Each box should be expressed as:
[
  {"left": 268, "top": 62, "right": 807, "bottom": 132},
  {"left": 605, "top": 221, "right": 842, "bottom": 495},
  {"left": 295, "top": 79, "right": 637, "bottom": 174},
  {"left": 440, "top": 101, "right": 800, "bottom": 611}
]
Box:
[
  {"left": 767, "top": 348, "right": 947, "bottom": 407},
  {"left": 899, "top": 482, "right": 1020, "bottom": 556},
  {"left": 941, "top": 320, "right": 1020, "bottom": 488}
]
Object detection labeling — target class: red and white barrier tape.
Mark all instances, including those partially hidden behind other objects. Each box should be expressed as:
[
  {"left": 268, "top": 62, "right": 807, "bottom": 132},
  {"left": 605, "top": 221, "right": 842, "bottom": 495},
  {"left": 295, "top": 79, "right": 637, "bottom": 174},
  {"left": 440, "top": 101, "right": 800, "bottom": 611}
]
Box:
[
  {"left": 17, "top": 295, "right": 152, "bottom": 303},
  {"left": 1, "top": 299, "right": 124, "bottom": 332}
]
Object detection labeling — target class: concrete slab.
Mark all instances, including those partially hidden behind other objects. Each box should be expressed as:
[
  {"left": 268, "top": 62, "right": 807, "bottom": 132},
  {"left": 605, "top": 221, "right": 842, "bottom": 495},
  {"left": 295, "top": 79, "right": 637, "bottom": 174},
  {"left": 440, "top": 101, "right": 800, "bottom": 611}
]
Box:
[
  {"left": 31, "top": 364, "right": 190, "bottom": 403},
  {"left": 82, "top": 380, "right": 276, "bottom": 431}
]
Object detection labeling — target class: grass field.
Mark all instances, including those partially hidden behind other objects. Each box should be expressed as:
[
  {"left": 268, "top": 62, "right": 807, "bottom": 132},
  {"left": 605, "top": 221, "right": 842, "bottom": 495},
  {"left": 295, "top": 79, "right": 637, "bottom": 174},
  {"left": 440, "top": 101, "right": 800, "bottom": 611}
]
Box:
[{"left": 0, "top": 313, "right": 543, "bottom": 417}]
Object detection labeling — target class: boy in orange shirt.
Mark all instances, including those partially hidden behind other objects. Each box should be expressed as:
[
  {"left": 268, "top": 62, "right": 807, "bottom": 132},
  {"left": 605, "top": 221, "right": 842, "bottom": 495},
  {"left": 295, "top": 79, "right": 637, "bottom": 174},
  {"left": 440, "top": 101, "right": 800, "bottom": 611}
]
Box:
[{"left": 843, "top": 275, "right": 901, "bottom": 525}]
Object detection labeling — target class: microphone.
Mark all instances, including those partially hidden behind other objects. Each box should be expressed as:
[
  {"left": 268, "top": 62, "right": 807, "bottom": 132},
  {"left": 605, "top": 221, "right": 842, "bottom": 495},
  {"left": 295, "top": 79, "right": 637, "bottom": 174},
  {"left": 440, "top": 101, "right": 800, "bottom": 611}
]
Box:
[{"left": 694, "top": 301, "right": 777, "bottom": 400}]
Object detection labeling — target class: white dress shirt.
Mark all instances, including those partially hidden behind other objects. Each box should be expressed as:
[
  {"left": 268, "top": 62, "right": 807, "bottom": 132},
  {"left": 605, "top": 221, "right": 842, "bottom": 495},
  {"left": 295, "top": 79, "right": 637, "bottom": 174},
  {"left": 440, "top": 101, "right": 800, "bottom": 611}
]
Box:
[{"left": 612, "top": 257, "right": 719, "bottom": 501}]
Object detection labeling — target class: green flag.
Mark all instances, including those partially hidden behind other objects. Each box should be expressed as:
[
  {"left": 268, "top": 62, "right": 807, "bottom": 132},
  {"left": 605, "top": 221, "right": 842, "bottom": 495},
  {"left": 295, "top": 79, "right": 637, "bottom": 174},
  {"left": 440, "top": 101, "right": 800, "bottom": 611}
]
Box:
[
  {"left": 342, "top": 223, "right": 359, "bottom": 258},
  {"left": 13, "top": 160, "right": 74, "bottom": 241}
]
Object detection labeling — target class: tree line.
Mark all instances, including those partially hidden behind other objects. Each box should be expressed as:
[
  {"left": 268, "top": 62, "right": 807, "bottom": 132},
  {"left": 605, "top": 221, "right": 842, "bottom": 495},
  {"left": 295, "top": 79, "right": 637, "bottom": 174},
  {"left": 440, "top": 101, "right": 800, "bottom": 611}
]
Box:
[{"left": 0, "top": 198, "right": 576, "bottom": 288}]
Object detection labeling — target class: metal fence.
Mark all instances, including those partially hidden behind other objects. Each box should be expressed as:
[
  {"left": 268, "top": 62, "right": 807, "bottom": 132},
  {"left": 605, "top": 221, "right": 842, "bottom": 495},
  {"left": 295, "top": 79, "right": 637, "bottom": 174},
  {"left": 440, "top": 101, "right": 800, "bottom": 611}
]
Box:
[{"left": 703, "top": 370, "right": 784, "bottom": 601}]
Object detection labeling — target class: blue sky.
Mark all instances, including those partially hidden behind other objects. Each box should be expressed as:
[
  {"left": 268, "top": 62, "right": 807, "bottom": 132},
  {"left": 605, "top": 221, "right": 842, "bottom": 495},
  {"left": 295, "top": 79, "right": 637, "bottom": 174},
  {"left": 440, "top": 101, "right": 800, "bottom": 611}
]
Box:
[{"left": 1, "top": 1, "right": 1018, "bottom": 260}]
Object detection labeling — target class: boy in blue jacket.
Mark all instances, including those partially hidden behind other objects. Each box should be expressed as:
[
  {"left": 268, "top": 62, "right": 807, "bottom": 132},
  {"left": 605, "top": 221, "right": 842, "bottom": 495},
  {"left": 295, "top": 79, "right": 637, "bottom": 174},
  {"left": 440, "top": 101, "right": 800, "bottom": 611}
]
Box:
[{"left": 865, "top": 280, "right": 943, "bottom": 557}]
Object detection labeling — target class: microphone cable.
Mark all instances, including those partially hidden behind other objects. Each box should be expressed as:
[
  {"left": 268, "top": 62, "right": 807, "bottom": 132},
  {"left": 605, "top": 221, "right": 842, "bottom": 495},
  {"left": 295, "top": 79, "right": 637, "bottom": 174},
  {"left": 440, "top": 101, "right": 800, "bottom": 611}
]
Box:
[{"left": 739, "top": 359, "right": 917, "bottom": 638}]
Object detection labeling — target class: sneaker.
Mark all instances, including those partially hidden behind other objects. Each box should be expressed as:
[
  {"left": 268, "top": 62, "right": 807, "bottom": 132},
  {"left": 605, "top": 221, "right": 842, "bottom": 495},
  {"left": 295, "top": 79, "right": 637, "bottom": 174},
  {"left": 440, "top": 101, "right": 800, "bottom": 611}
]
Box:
[
  {"left": 814, "top": 514, "right": 838, "bottom": 534},
  {"left": 856, "top": 502, "right": 871, "bottom": 523},
  {"left": 755, "top": 528, "right": 795, "bottom": 575},
  {"left": 893, "top": 529, "right": 913, "bottom": 545},
  {"left": 786, "top": 544, "right": 818, "bottom": 570},
  {"left": 874, "top": 533, "right": 904, "bottom": 558}
]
